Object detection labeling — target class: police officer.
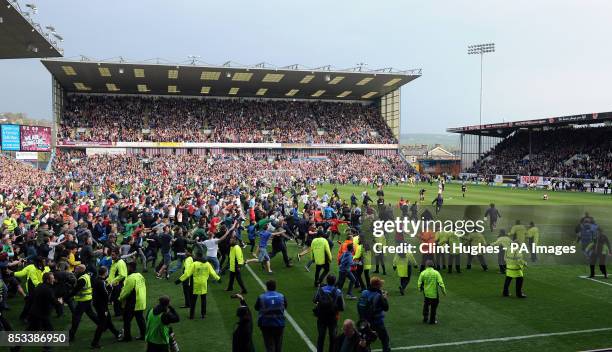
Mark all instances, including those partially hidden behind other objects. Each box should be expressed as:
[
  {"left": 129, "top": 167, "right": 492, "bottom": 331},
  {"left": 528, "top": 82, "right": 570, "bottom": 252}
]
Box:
[
  {"left": 69, "top": 264, "right": 99, "bottom": 342},
  {"left": 255, "top": 279, "right": 288, "bottom": 352},
  {"left": 503, "top": 240, "right": 527, "bottom": 298}
]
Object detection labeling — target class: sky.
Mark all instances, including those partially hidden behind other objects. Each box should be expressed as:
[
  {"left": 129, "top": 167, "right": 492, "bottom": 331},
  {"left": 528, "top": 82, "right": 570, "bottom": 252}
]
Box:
[{"left": 2, "top": 0, "right": 612, "bottom": 134}]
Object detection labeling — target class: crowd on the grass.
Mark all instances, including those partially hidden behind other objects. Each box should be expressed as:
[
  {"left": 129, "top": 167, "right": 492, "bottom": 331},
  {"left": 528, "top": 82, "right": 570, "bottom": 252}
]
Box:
[
  {"left": 0, "top": 151, "right": 609, "bottom": 352},
  {"left": 58, "top": 95, "right": 397, "bottom": 144},
  {"left": 50, "top": 151, "right": 412, "bottom": 190},
  {"left": 468, "top": 127, "right": 612, "bottom": 179}
]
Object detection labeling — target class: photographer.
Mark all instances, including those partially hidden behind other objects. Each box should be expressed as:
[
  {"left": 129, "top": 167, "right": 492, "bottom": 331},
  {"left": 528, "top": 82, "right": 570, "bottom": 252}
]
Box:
[
  {"left": 145, "top": 295, "right": 180, "bottom": 352},
  {"left": 313, "top": 275, "right": 344, "bottom": 352},
  {"left": 333, "top": 319, "right": 376, "bottom": 352},
  {"left": 231, "top": 293, "right": 254, "bottom": 352},
  {"left": 357, "top": 277, "right": 390, "bottom": 352}
]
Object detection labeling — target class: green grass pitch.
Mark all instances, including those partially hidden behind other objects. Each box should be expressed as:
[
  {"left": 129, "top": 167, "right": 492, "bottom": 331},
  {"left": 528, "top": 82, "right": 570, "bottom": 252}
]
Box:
[{"left": 6, "top": 183, "right": 612, "bottom": 351}]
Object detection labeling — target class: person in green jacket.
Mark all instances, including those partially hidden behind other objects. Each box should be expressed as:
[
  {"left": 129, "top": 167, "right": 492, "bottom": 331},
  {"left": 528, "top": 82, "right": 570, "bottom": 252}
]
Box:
[
  {"left": 119, "top": 262, "right": 147, "bottom": 341},
  {"left": 466, "top": 231, "right": 488, "bottom": 271},
  {"left": 179, "top": 251, "right": 193, "bottom": 309},
  {"left": 417, "top": 260, "right": 446, "bottom": 324},
  {"left": 14, "top": 257, "right": 50, "bottom": 321},
  {"left": 145, "top": 295, "right": 180, "bottom": 352},
  {"left": 393, "top": 250, "right": 417, "bottom": 296},
  {"left": 509, "top": 220, "right": 527, "bottom": 244},
  {"left": 446, "top": 232, "right": 462, "bottom": 274},
  {"left": 311, "top": 232, "right": 332, "bottom": 287},
  {"left": 107, "top": 250, "right": 128, "bottom": 317},
  {"left": 434, "top": 232, "right": 449, "bottom": 270},
  {"left": 176, "top": 253, "right": 220, "bottom": 319},
  {"left": 526, "top": 222, "right": 540, "bottom": 262},
  {"left": 503, "top": 240, "right": 527, "bottom": 298},
  {"left": 491, "top": 229, "right": 512, "bottom": 274},
  {"left": 123, "top": 219, "right": 142, "bottom": 239}
]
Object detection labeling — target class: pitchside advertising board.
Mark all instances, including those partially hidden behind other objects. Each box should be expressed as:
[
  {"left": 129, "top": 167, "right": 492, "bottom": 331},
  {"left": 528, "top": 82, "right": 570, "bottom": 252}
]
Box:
[{"left": 0, "top": 124, "right": 51, "bottom": 152}]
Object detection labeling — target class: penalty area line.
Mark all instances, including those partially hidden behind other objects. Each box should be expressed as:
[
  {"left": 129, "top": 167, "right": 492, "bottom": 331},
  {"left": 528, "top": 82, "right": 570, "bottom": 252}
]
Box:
[
  {"left": 579, "top": 275, "right": 612, "bottom": 287},
  {"left": 372, "top": 327, "right": 612, "bottom": 351},
  {"left": 244, "top": 264, "right": 317, "bottom": 352}
]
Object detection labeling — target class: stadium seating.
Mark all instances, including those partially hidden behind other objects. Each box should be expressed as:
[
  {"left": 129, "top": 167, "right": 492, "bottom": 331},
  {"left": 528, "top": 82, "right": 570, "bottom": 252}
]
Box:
[
  {"left": 468, "top": 127, "right": 612, "bottom": 179},
  {"left": 59, "top": 95, "right": 396, "bottom": 144}
]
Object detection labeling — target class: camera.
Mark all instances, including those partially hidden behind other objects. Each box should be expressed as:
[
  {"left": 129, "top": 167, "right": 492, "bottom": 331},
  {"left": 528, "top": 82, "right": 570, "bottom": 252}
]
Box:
[{"left": 356, "top": 319, "right": 377, "bottom": 344}]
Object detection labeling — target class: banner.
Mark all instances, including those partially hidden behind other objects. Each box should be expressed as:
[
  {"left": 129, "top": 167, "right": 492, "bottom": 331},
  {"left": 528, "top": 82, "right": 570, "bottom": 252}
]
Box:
[
  {"left": 20, "top": 125, "right": 51, "bottom": 151},
  {"left": 86, "top": 147, "right": 127, "bottom": 156},
  {"left": 16, "top": 151, "right": 38, "bottom": 160},
  {"left": 520, "top": 175, "right": 544, "bottom": 185},
  {"left": 1, "top": 124, "right": 21, "bottom": 151}
]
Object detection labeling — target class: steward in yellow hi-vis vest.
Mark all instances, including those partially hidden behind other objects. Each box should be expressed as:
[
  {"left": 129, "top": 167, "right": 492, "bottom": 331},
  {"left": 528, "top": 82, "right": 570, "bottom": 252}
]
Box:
[
  {"left": 526, "top": 222, "right": 540, "bottom": 262},
  {"left": 179, "top": 252, "right": 194, "bottom": 308},
  {"left": 69, "top": 265, "right": 99, "bottom": 342},
  {"left": 503, "top": 240, "right": 527, "bottom": 298},
  {"left": 15, "top": 257, "right": 50, "bottom": 321},
  {"left": 176, "top": 254, "right": 220, "bottom": 319},
  {"left": 227, "top": 236, "right": 247, "bottom": 294},
  {"left": 119, "top": 262, "right": 147, "bottom": 341}
]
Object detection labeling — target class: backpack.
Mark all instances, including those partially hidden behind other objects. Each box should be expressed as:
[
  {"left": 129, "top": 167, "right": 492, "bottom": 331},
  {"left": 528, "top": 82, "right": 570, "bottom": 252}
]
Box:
[
  {"left": 357, "top": 290, "right": 378, "bottom": 321},
  {"left": 315, "top": 288, "right": 338, "bottom": 319}
]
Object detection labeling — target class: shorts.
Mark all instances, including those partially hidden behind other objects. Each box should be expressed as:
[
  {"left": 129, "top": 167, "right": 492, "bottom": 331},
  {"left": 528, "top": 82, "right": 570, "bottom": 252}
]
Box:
[
  {"left": 162, "top": 251, "right": 172, "bottom": 265},
  {"left": 258, "top": 248, "right": 270, "bottom": 262}
]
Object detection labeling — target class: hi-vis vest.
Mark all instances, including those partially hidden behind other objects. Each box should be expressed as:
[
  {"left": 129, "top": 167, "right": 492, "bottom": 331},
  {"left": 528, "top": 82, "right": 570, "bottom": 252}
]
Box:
[{"left": 74, "top": 274, "right": 93, "bottom": 302}]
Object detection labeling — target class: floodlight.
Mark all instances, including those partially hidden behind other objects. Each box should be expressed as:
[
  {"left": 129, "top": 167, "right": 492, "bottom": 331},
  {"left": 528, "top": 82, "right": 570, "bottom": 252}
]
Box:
[{"left": 26, "top": 3, "right": 37, "bottom": 14}]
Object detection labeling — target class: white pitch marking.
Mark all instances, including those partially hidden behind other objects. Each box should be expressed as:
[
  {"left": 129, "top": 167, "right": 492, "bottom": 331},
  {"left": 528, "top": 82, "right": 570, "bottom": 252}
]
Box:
[
  {"left": 245, "top": 264, "right": 317, "bottom": 352},
  {"left": 372, "top": 327, "right": 612, "bottom": 351},
  {"left": 579, "top": 275, "right": 612, "bottom": 287}
]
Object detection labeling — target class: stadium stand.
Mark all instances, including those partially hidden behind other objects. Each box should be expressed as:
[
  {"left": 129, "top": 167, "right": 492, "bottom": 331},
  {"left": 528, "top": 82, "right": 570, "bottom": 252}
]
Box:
[
  {"left": 58, "top": 95, "right": 396, "bottom": 144},
  {"left": 467, "top": 126, "right": 612, "bottom": 179}
]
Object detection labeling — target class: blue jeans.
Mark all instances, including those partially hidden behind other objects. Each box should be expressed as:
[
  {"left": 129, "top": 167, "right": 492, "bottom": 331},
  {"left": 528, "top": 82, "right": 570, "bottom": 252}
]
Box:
[
  {"left": 207, "top": 256, "right": 220, "bottom": 273},
  {"left": 168, "top": 254, "right": 185, "bottom": 274},
  {"left": 336, "top": 271, "right": 356, "bottom": 296}
]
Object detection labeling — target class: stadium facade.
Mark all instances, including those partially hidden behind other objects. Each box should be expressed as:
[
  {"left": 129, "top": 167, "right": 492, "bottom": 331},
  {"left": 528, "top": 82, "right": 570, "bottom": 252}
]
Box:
[{"left": 42, "top": 58, "right": 421, "bottom": 159}]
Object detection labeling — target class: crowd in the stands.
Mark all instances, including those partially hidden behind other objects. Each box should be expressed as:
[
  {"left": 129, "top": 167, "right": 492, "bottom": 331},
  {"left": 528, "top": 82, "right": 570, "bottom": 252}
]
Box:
[
  {"left": 58, "top": 95, "right": 396, "bottom": 144},
  {"left": 468, "top": 127, "right": 612, "bottom": 179}
]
